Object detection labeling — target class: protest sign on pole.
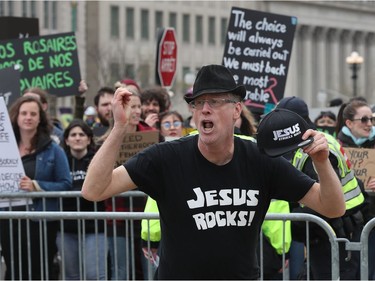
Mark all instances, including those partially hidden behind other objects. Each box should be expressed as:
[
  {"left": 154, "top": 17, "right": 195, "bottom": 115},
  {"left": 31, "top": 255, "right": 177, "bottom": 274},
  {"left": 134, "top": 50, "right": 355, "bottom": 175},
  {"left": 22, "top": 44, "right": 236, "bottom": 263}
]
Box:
[
  {"left": 0, "top": 96, "right": 30, "bottom": 207},
  {"left": 156, "top": 28, "right": 178, "bottom": 89},
  {"left": 0, "top": 32, "right": 81, "bottom": 97},
  {"left": 222, "top": 7, "right": 297, "bottom": 115}
]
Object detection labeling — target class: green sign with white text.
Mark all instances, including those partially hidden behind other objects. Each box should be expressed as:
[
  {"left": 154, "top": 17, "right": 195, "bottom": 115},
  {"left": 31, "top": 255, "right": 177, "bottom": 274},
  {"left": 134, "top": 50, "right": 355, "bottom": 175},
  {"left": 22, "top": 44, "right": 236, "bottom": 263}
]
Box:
[{"left": 0, "top": 32, "right": 81, "bottom": 97}]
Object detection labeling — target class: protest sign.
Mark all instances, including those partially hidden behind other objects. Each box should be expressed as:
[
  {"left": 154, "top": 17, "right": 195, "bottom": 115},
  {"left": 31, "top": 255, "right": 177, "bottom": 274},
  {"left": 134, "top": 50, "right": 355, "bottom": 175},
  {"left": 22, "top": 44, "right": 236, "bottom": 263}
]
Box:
[
  {"left": 0, "top": 96, "right": 30, "bottom": 207},
  {"left": 0, "top": 66, "right": 21, "bottom": 108},
  {"left": 222, "top": 7, "right": 297, "bottom": 114},
  {"left": 0, "top": 16, "right": 39, "bottom": 40},
  {"left": 345, "top": 147, "right": 375, "bottom": 189},
  {"left": 0, "top": 32, "right": 81, "bottom": 97},
  {"left": 116, "top": 131, "right": 159, "bottom": 166}
]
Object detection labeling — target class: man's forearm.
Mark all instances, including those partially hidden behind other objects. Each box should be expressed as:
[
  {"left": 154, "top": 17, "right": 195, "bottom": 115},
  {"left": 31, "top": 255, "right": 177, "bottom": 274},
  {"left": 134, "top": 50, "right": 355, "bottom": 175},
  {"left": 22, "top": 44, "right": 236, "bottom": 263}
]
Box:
[
  {"left": 82, "top": 126, "right": 126, "bottom": 201},
  {"left": 314, "top": 160, "right": 346, "bottom": 217}
]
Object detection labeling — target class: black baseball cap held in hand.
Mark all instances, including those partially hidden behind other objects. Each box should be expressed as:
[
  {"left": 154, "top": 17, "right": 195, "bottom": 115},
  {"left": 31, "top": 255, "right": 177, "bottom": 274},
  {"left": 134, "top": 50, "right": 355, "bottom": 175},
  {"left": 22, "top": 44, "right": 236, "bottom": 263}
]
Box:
[
  {"left": 184, "top": 64, "right": 246, "bottom": 103},
  {"left": 257, "top": 108, "right": 314, "bottom": 157}
]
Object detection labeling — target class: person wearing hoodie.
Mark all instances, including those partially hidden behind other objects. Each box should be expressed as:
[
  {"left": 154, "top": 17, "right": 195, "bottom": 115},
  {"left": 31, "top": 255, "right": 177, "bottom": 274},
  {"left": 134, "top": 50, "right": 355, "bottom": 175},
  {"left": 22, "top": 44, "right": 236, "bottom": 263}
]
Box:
[
  {"left": 1, "top": 95, "right": 72, "bottom": 280},
  {"left": 56, "top": 119, "right": 106, "bottom": 280}
]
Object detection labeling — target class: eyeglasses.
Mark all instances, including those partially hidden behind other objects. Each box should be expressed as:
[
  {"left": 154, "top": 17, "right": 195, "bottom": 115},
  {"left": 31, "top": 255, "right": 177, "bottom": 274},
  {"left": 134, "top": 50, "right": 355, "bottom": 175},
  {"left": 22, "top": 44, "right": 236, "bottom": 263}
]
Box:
[
  {"left": 352, "top": 116, "right": 374, "bottom": 124},
  {"left": 161, "top": 121, "right": 182, "bottom": 130},
  {"left": 189, "top": 98, "right": 237, "bottom": 110}
]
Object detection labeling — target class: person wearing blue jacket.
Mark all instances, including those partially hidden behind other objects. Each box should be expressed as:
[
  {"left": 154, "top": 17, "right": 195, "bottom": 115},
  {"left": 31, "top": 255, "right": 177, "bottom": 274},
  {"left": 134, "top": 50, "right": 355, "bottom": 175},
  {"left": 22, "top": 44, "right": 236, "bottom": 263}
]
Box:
[{"left": 0, "top": 95, "right": 72, "bottom": 280}]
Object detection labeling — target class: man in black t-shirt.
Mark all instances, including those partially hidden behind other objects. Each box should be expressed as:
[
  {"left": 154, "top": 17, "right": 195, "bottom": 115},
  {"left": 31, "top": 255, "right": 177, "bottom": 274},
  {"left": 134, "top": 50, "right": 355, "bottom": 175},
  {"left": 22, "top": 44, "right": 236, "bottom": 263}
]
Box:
[{"left": 82, "top": 65, "right": 345, "bottom": 280}]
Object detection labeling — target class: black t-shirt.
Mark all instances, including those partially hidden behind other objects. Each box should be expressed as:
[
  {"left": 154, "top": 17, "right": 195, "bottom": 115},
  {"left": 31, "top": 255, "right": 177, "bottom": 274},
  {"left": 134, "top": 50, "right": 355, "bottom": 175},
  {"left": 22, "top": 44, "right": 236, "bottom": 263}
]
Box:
[{"left": 124, "top": 135, "right": 314, "bottom": 279}]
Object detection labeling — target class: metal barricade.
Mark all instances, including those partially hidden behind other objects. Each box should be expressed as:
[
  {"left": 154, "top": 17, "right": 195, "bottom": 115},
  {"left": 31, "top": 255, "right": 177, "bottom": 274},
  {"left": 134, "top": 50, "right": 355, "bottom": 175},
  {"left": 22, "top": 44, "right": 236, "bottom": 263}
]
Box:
[
  {"left": 360, "top": 217, "right": 375, "bottom": 281},
  {"left": 0, "top": 191, "right": 369, "bottom": 280}
]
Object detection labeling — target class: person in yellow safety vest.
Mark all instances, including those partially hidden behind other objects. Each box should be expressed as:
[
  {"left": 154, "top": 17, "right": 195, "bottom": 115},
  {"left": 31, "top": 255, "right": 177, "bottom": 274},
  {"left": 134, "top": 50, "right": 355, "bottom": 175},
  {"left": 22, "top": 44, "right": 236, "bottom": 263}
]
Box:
[
  {"left": 277, "top": 96, "right": 367, "bottom": 280},
  {"left": 259, "top": 199, "right": 291, "bottom": 280},
  {"left": 141, "top": 196, "right": 160, "bottom": 279}
]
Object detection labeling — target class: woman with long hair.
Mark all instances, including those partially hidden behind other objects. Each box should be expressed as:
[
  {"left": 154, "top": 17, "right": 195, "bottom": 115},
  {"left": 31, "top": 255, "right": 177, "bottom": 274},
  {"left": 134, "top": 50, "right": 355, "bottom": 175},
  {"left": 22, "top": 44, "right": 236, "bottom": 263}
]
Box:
[
  {"left": 336, "top": 99, "right": 375, "bottom": 279},
  {"left": 1, "top": 95, "right": 71, "bottom": 280}
]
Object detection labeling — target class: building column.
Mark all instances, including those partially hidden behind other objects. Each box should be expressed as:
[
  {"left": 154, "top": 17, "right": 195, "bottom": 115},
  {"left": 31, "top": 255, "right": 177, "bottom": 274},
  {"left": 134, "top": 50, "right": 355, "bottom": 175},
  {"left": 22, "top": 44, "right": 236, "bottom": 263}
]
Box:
[
  {"left": 327, "top": 28, "right": 341, "bottom": 97},
  {"left": 355, "top": 32, "right": 366, "bottom": 98},
  {"left": 300, "top": 25, "right": 314, "bottom": 105},
  {"left": 315, "top": 26, "right": 327, "bottom": 106},
  {"left": 341, "top": 29, "right": 354, "bottom": 98},
  {"left": 366, "top": 33, "right": 375, "bottom": 103}
]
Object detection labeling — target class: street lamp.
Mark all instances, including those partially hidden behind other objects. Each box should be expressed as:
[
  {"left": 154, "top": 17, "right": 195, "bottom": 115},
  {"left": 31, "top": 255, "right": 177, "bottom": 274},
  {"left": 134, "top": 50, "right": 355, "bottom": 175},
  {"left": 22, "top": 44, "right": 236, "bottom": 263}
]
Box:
[{"left": 346, "top": 51, "right": 364, "bottom": 97}]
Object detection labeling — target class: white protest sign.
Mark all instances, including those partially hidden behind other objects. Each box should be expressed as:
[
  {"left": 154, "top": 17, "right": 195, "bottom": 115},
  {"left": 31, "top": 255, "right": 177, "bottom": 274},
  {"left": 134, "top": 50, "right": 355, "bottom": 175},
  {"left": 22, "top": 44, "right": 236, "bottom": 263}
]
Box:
[{"left": 0, "top": 96, "right": 29, "bottom": 207}]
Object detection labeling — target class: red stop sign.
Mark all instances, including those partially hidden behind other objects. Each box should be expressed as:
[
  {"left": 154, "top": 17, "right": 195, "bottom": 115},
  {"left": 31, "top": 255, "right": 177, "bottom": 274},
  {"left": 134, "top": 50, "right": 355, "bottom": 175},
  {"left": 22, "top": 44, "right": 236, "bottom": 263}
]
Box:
[{"left": 157, "top": 28, "right": 177, "bottom": 88}]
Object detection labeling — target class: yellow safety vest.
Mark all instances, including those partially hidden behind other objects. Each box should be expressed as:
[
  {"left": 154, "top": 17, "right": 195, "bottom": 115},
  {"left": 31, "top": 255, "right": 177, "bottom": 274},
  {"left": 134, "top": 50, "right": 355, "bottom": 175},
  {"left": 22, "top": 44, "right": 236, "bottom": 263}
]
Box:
[
  {"left": 262, "top": 200, "right": 292, "bottom": 255},
  {"left": 292, "top": 132, "right": 364, "bottom": 211},
  {"left": 141, "top": 197, "right": 161, "bottom": 243}
]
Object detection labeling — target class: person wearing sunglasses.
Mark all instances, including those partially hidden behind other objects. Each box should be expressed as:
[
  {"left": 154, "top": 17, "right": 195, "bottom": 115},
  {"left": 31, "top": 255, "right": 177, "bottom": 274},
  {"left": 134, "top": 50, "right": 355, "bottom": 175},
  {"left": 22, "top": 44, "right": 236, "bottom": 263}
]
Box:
[
  {"left": 141, "top": 110, "right": 184, "bottom": 278},
  {"left": 82, "top": 64, "right": 345, "bottom": 280},
  {"left": 336, "top": 100, "right": 375, "bottom": 150},
  {"left": 336, "top": 99, "right": 375, "bottom": 279}
]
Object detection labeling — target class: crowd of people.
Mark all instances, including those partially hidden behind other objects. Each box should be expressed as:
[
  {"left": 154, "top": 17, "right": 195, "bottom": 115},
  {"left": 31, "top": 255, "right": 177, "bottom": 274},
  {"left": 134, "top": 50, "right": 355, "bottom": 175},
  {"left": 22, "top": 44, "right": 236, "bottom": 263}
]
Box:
[{"left": 2, "top": 64, "right": 375, "bottom": 280}]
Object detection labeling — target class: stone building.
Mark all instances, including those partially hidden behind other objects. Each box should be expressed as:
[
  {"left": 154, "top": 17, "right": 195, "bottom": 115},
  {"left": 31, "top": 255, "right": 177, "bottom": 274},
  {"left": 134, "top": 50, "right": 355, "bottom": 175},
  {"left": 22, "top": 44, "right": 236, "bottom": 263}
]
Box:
[{"left": 1, "top": 1, "right": 375, "bottom": 117}]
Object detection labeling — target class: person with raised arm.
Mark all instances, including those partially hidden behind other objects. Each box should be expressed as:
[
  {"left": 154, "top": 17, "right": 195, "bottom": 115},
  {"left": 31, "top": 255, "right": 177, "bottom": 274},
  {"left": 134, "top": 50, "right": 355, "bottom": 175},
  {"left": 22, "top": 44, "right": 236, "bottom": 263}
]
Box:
[{"left": 82, "top": 64, "right": 345, "bottom": 280}]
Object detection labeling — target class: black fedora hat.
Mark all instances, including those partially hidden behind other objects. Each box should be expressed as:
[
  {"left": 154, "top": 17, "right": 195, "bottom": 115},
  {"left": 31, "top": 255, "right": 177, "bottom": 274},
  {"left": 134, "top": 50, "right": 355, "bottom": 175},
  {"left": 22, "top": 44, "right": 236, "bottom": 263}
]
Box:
[{"left": 184, "top": 64, "right": 246, "bottom": 103}]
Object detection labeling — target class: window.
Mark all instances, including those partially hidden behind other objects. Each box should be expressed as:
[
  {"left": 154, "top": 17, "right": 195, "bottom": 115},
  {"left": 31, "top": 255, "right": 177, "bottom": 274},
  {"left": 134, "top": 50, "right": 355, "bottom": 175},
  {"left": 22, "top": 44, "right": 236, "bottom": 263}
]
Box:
[
  {"left": 110, "top": 62, "right": 120, "bottom": 84},
  {"left": 22, "top": 1, "right": 28, "bottom": 17},
  {"left": 182, "top": 14, "right": 190, "bottom": 43},
  {"left": 0, "top": 2, "right": 4, "bottom": 16},
  {"left": 182, "top": 66, "right": 191, "bottom": 81},
  {"left": 141, "top": 9, "right": 149, "bottom": 40},
  {"left": 220, "top": 17, "right": 228, "bottom": 45},
  {"left": 31, "top": 1, "right": 37, "bottom": 17},
  {"left": 43, "top": 1, "right": 49, "bottom": 28},
  {"left": 125, "top": 64, "right": 135, "bottom": 79},
  {"left": 195, "top": 15, "right": 203, "bottom": 44},
  {"left": 155, "top": 11, "right": 163, "bottom": 34},
  {"left": 125, "top": 7, "right": 134, "bottom": 39},
  {"left": 52, "top": 1, "right": 57, "bottom": 29},
  {"left": 169, "top": 12, "right": 177, "bottom": 30},
  {"left": 139, "top": 64, "right": 150, "bottom": 86},
  {"left": 71, "top": 1, "right": 78, "bottom": 32},
  {"left": 8, "top": 0, "right": 13, "bottom": 16},
  {"left": 110, "top": 6, "right": 119, "bottom": 38},
  {"left": 208, "top": 16, "right": 216, "bottom": 45}
]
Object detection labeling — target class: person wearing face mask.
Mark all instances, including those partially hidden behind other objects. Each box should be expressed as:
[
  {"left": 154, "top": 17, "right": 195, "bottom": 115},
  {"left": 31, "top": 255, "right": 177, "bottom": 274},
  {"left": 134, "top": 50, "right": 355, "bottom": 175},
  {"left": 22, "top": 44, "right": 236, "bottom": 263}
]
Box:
[
  {"left": 314, "top": 110, "right": 337, "bottom": 137},
  {"left": 336, "top": 99, "right": 375, "bottom": 279},
  {"left": 314, "top": 110, "right": 337, "bottom": 127},
  {"left": 277, "top": 96, "right": 366, "bottom": 280}
]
